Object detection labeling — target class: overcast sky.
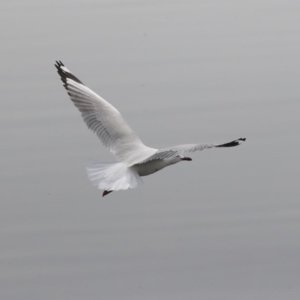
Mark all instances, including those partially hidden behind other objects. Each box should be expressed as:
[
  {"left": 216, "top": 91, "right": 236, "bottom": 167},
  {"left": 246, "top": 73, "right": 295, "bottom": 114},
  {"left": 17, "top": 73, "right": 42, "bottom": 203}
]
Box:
[{"left": 1, "top": 1, "right": 300, "bottom": 299}]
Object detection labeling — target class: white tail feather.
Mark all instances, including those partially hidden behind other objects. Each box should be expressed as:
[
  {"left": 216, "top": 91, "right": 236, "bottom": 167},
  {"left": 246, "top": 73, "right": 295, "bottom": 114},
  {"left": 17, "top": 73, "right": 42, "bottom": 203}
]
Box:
[{"left": 86, "top": 162, "right": 143, "bottom": 191}]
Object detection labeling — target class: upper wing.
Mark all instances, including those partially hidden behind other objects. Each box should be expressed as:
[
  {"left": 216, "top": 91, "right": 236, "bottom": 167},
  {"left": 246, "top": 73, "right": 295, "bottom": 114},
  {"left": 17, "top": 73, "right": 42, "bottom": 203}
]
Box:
[
  {"left": 138, "top": 138, "right": 246, "bottom": 163},
  {"left": 55, "top": 61, "right": 157, "bottom": 164}
]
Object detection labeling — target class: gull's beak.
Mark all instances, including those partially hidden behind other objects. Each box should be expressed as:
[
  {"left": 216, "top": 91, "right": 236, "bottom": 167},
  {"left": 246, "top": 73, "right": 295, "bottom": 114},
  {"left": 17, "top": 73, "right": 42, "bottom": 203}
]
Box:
[{"left": 181, "top": 156, "right": 192, "bottom": 161}]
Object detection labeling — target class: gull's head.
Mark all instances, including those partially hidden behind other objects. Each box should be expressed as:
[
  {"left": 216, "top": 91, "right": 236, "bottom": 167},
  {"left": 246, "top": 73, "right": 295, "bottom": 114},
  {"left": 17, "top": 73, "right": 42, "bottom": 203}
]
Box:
[{"left": 176, "top": 155, "right": 192, "bottom": 162}]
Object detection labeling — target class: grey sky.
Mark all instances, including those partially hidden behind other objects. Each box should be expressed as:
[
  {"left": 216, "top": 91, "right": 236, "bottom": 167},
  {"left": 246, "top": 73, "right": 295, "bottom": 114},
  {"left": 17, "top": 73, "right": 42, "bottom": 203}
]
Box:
[{"left": 1, "top": 1, "right": 300, "bottom": 299}]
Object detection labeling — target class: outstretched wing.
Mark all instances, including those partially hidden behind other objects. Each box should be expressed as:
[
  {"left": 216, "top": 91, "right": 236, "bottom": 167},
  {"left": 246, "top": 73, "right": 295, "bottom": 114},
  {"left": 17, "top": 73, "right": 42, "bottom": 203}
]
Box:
[
  {"left": 138, "top": 138, "right": 246, "bottom": 163},
  {"left": 55, "top": 61, "right": 156, "bottom": 164}
]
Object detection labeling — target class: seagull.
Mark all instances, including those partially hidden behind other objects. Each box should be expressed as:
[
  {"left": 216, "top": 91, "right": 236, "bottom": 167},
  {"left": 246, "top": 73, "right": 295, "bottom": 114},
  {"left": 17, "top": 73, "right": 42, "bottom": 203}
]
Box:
[{"left": 55, "top": 61, "right": 246, "bottom": 197}]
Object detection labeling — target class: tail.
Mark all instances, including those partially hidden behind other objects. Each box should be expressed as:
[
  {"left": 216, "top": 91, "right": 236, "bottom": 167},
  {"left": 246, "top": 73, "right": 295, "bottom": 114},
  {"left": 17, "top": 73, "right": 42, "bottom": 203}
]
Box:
[{"left": 86, "top": 162, "right": 143, "bottom": 195}]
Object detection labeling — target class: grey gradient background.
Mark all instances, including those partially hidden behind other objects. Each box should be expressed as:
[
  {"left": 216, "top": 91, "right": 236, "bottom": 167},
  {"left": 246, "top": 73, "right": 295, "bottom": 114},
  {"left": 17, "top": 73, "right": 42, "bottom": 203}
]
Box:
[{"left": 1, "top": 0, "right": 300, "bottom": 299}]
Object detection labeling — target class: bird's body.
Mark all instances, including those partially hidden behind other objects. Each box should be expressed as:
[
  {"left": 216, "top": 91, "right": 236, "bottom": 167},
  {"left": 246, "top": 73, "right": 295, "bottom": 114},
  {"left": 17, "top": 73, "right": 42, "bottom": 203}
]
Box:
[
  {"left": 132, "top": 156, "right": 183, "bottom": 177},
  {"left": 55, "top": 61, "right": 245, "bottom": 196}
]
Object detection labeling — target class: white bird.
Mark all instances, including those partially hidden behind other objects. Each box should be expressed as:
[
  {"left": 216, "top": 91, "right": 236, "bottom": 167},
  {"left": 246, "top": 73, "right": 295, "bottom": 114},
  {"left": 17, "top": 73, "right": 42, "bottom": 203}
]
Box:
[{"left": 55, "top": 61, "right": 246, "bottom": 197}]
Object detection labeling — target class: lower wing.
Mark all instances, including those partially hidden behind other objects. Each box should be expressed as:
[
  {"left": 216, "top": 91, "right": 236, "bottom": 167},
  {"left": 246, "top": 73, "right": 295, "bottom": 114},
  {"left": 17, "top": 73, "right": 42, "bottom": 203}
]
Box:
[{"left": 137, "top": 138, "right": 246, "bottom": 163}]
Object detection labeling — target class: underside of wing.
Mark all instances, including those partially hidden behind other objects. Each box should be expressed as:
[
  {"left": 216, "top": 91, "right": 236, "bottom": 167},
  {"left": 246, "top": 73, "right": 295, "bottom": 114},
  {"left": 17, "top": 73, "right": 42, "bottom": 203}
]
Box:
[
  {"left": 55, "top": 61, "right": 156, "bottom": 163},
  {"left": 138, "top": 138, "right": 246, "bottom": 163}
]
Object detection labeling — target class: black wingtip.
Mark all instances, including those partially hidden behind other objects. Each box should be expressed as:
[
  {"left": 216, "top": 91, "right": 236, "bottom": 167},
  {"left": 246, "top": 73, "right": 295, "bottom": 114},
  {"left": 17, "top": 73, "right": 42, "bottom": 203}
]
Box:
[
  {"left": 102, "top": 190, "right": 113, "bottom": 197},
  {"left": 54, "top": 60, "right": 64, "bottom": 69},
  {"left": 54, "top": 60, "right": 84, "bottom": 85},
  {"left": 216, "top": 138, "right": 246, "bottom": 148}
]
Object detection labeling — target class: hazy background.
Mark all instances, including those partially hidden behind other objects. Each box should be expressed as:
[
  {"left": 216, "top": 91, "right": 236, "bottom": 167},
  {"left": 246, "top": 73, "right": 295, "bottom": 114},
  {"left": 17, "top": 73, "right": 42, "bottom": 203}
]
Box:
[{"left": 1, "top": 0, "right": 300, "bottom": 299}]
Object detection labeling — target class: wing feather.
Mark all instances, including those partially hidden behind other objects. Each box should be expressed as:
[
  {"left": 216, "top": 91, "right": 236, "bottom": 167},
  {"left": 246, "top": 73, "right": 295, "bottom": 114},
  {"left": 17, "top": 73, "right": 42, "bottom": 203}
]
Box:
[
  {"left": 55, "top": 61, "right": 156, "bottom": 164},
  {"left": 138, "top": 138, "right": 246, "bottom": 163}
]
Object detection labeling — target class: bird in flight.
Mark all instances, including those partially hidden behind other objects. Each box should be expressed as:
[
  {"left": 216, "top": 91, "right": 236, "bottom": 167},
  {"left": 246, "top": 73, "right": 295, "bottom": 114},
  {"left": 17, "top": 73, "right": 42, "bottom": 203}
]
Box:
[{"left": 55, "top": 61, "right": 245, "bottom": 197}]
